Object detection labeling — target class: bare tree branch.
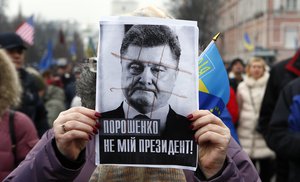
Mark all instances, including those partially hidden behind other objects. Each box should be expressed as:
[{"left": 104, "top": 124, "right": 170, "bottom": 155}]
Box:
[{"left": 168, "top": 0, "right": 219, "bottom": 49}]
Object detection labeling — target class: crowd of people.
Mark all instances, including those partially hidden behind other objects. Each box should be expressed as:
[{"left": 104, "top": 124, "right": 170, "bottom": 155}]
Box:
[
  {"left": 0, "top": 5, "right": 299, "bottom": 182},
  {"left": 225, "top": 47, "right": 300, "bottom": 182}
]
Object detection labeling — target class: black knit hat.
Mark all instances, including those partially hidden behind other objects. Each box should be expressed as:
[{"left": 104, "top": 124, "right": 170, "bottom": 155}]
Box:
[
  {"left": 0, "top": 32, "right": 27, "bottom": 50},
  {"left": 230, "top": 58, "right": 245, "bottom": 67}
]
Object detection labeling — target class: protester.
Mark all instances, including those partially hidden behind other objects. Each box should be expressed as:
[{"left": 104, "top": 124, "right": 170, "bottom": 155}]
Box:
[
  {"left": 44, "top": 67, "right": 64, "bottom": 88},
  {"left": 226, "top": 86, "right": 239, "bottom": 127},
  {"left": 25, "top": 67, "right": 66, "bottom": 127},
  {"left": 0, "top": 50, "right": 39, "bottom": 181},
  {"left": 56, "top": 58, "right": 76, "bottom": 109},
  {"left": 4, "top": 6, "right": 259, "bottom": 182},
  {"left": 4, "top": 65, "right": 259, "bottom": 182},
  {"left": 0, "top": 32, "right": 49, "bottom": 137},
  {"left": 41, "top": 70, "right": 66, "bottom": 126},
  {"left": 236, "top": 57, "right": 274, "bottom": 181},
  {"left": 258, "top": 49, "right": 300, "bottom": 182},
  {"left": 228, "top": 58, "right": 245, "bottom": 92},
  {"left": 266, "top": 77, "right": 300, "bottom": 182}
]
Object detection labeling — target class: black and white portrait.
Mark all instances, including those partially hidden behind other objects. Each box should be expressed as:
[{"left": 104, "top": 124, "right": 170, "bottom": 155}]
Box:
[{"left": 96, "top": 16, "right": 199, "bottom": 169}]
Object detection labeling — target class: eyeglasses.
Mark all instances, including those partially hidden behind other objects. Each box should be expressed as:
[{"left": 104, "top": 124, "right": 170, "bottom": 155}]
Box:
[{"left": 83, "top": 57, "right": 97, "bottom": 73}]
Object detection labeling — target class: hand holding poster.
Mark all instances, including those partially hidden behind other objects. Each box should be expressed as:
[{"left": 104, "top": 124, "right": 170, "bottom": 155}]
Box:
[{"left": 95, "top": 16, "right": 199, "bottom": 170}]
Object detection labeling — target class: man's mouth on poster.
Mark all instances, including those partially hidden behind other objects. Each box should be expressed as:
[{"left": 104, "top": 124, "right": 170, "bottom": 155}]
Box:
[{"left": 128, "top": 86, "right": 158, "bottom": 97}]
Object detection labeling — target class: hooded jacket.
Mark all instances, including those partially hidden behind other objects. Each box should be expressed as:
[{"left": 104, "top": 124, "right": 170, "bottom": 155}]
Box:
[
  {"left": 258, "top": 49, "right": 300, "bottom": 181},
  {"left": 44, "top": 85, "right": 66, "bottom": 126},
  {"left": 0, "top": 50, "right": 38, "bottom": 181}
]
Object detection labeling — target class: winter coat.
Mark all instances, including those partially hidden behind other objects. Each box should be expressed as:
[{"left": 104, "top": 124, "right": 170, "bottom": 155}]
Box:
[
  {"left": 16, "top": 68, "right": 49, "bottom": 137},
  {"left": 237, "top": 72, "right": 275, "bottom": 159},
  {"left": 44, "top": 85, "right": 66, "bottom": 126},
  {"left": 258, "top": 50, "right": 300, "bottom": 137},
  {"left": 267, "top": 77, "right": 300, "bottom": 182},
  {"left": 0, "top": 50, "right": 39, "bottom": 181},
  {"left": 258, "top": 50, "right": 300, "bottom": 181},
  {"left": 229, "top": 72, "right": 245, "bottom": 92},
  {"left": 227, "top": 87, "right": 239, "bottom": 125},
  {"left": 4, "top": 129, "right": 260, "bottom": 182},
  {"left": 0, "top": 110, "right": 39, "bottom": 181}
]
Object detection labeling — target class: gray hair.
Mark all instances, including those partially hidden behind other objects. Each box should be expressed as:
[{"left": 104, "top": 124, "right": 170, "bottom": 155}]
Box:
[
  {"left": 76, "top": 66, "right": 96, "bottom": 108},
  {"left": 120, "top": 25, "right": 181, "bottom": 62}
]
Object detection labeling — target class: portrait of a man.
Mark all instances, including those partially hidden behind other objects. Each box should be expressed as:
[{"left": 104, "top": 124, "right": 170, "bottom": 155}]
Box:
[
  {"left": 100, "top": 24, "right": 195, "bottom": 138},
  {"left": 96, "top": 17, "right": 198, "bottom": 167}
]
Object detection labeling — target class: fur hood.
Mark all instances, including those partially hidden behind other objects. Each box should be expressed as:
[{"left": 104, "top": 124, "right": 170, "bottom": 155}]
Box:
[
  {"left": 243, "top": 71, "right": 270, "bottom": 88},
  {"left": 0, "top": 50, "right": 22, "bottom": 115}
]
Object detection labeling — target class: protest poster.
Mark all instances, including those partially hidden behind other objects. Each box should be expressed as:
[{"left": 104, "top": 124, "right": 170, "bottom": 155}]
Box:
[{"left": 95, "top": 16, "right": 199, "bottom": 170}]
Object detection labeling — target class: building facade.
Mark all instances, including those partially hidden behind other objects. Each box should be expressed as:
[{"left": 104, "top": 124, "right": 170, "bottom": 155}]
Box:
[{"left": 218, "top": 0, "right": 300, "bottom": 64}]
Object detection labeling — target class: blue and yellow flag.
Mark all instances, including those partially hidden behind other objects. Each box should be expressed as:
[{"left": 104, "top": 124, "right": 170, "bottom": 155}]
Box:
[
  {"left": 198, "top": 33, "right": 230, "bottom": 116},
  {"left": 86, "top": 37, "right": 96, "bottom": 57},
  {"left": 243, "top": 33, "right": 254, "bottom": 51},
  {"left": 69, "top": 42, "right": 77, "bottom": 61}
]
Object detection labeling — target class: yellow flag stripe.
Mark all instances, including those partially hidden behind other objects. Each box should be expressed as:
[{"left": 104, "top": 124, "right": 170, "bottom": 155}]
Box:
[{"left": 199, "top": 79, "right": 209, "bottom": 93}]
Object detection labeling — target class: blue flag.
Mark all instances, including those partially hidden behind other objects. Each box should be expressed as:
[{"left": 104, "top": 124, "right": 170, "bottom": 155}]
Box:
[
  {"left": 38, "top": 41, "right": 53, "bottom": 71},
  {"left": 69, "top": 42, "right": 77, "bottom": 61},
  {"left": 198, "top": 39, "right": 230, "bottom": 116}
]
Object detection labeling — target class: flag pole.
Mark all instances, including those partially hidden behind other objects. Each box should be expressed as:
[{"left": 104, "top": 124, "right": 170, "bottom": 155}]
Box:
[{"left": 212, "top": 32, "right": 220, "bottom": 42}]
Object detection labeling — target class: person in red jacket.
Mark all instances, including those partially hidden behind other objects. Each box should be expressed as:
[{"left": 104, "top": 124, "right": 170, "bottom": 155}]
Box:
[
  {"left": 0, "top": 50, "right": 39, "bottom": 181},
  {"left": 226, "top": 86, "right": 239, "bottom": 126}
]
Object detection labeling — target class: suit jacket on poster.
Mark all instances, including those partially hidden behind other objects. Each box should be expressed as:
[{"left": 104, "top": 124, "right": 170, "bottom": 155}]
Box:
[{"left": 100, "top": 103, "right": 194, "bottom": 139}]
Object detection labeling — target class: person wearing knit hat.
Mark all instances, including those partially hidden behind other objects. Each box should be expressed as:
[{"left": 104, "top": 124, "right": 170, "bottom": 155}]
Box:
[
  {"left": 4, "top": 6, "right": 259, "bottom": 182},
  {"left": 0, "top": 33, "right": 27, "bottom": 69},
  {"left": 0, "top": 32, "right": 49, "bottom": 137},
  {"left": 0, "top": 32, "right": 27, "bottom": 50}
]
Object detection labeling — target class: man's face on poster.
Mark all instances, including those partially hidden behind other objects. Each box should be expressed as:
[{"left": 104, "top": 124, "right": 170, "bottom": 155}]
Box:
[{"left": 121, "top": 44, "right": 178, "bottom": 114}]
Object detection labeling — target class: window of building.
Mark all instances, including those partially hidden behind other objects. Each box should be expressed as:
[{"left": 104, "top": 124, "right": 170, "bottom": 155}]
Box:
[
  {"left": 286, "top": 0, "right": 297, "bottom": 10},
  {"left": 284, "top": 28, "right": 298, "bottom": 49},
  {"left": 273, "top": 0, "right": 281, "bottom": 10}
]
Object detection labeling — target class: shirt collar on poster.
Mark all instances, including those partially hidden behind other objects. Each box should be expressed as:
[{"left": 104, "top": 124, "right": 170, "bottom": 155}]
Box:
[{"left": 123, "top": 100, "right": 169, "bottom": 131}]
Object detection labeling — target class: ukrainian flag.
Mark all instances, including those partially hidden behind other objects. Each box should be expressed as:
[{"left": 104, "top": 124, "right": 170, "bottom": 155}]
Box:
[
  {"left": 198, "top": 33, "right": 230, "bottom": 116},
  {"left": 243, "top": 33, "right": 254, "bottom": 51}
]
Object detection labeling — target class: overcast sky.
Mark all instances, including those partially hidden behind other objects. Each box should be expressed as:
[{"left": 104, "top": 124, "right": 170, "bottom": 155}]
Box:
[{"left": 7, "top": 0, "right": 169, "bottom": 26}]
